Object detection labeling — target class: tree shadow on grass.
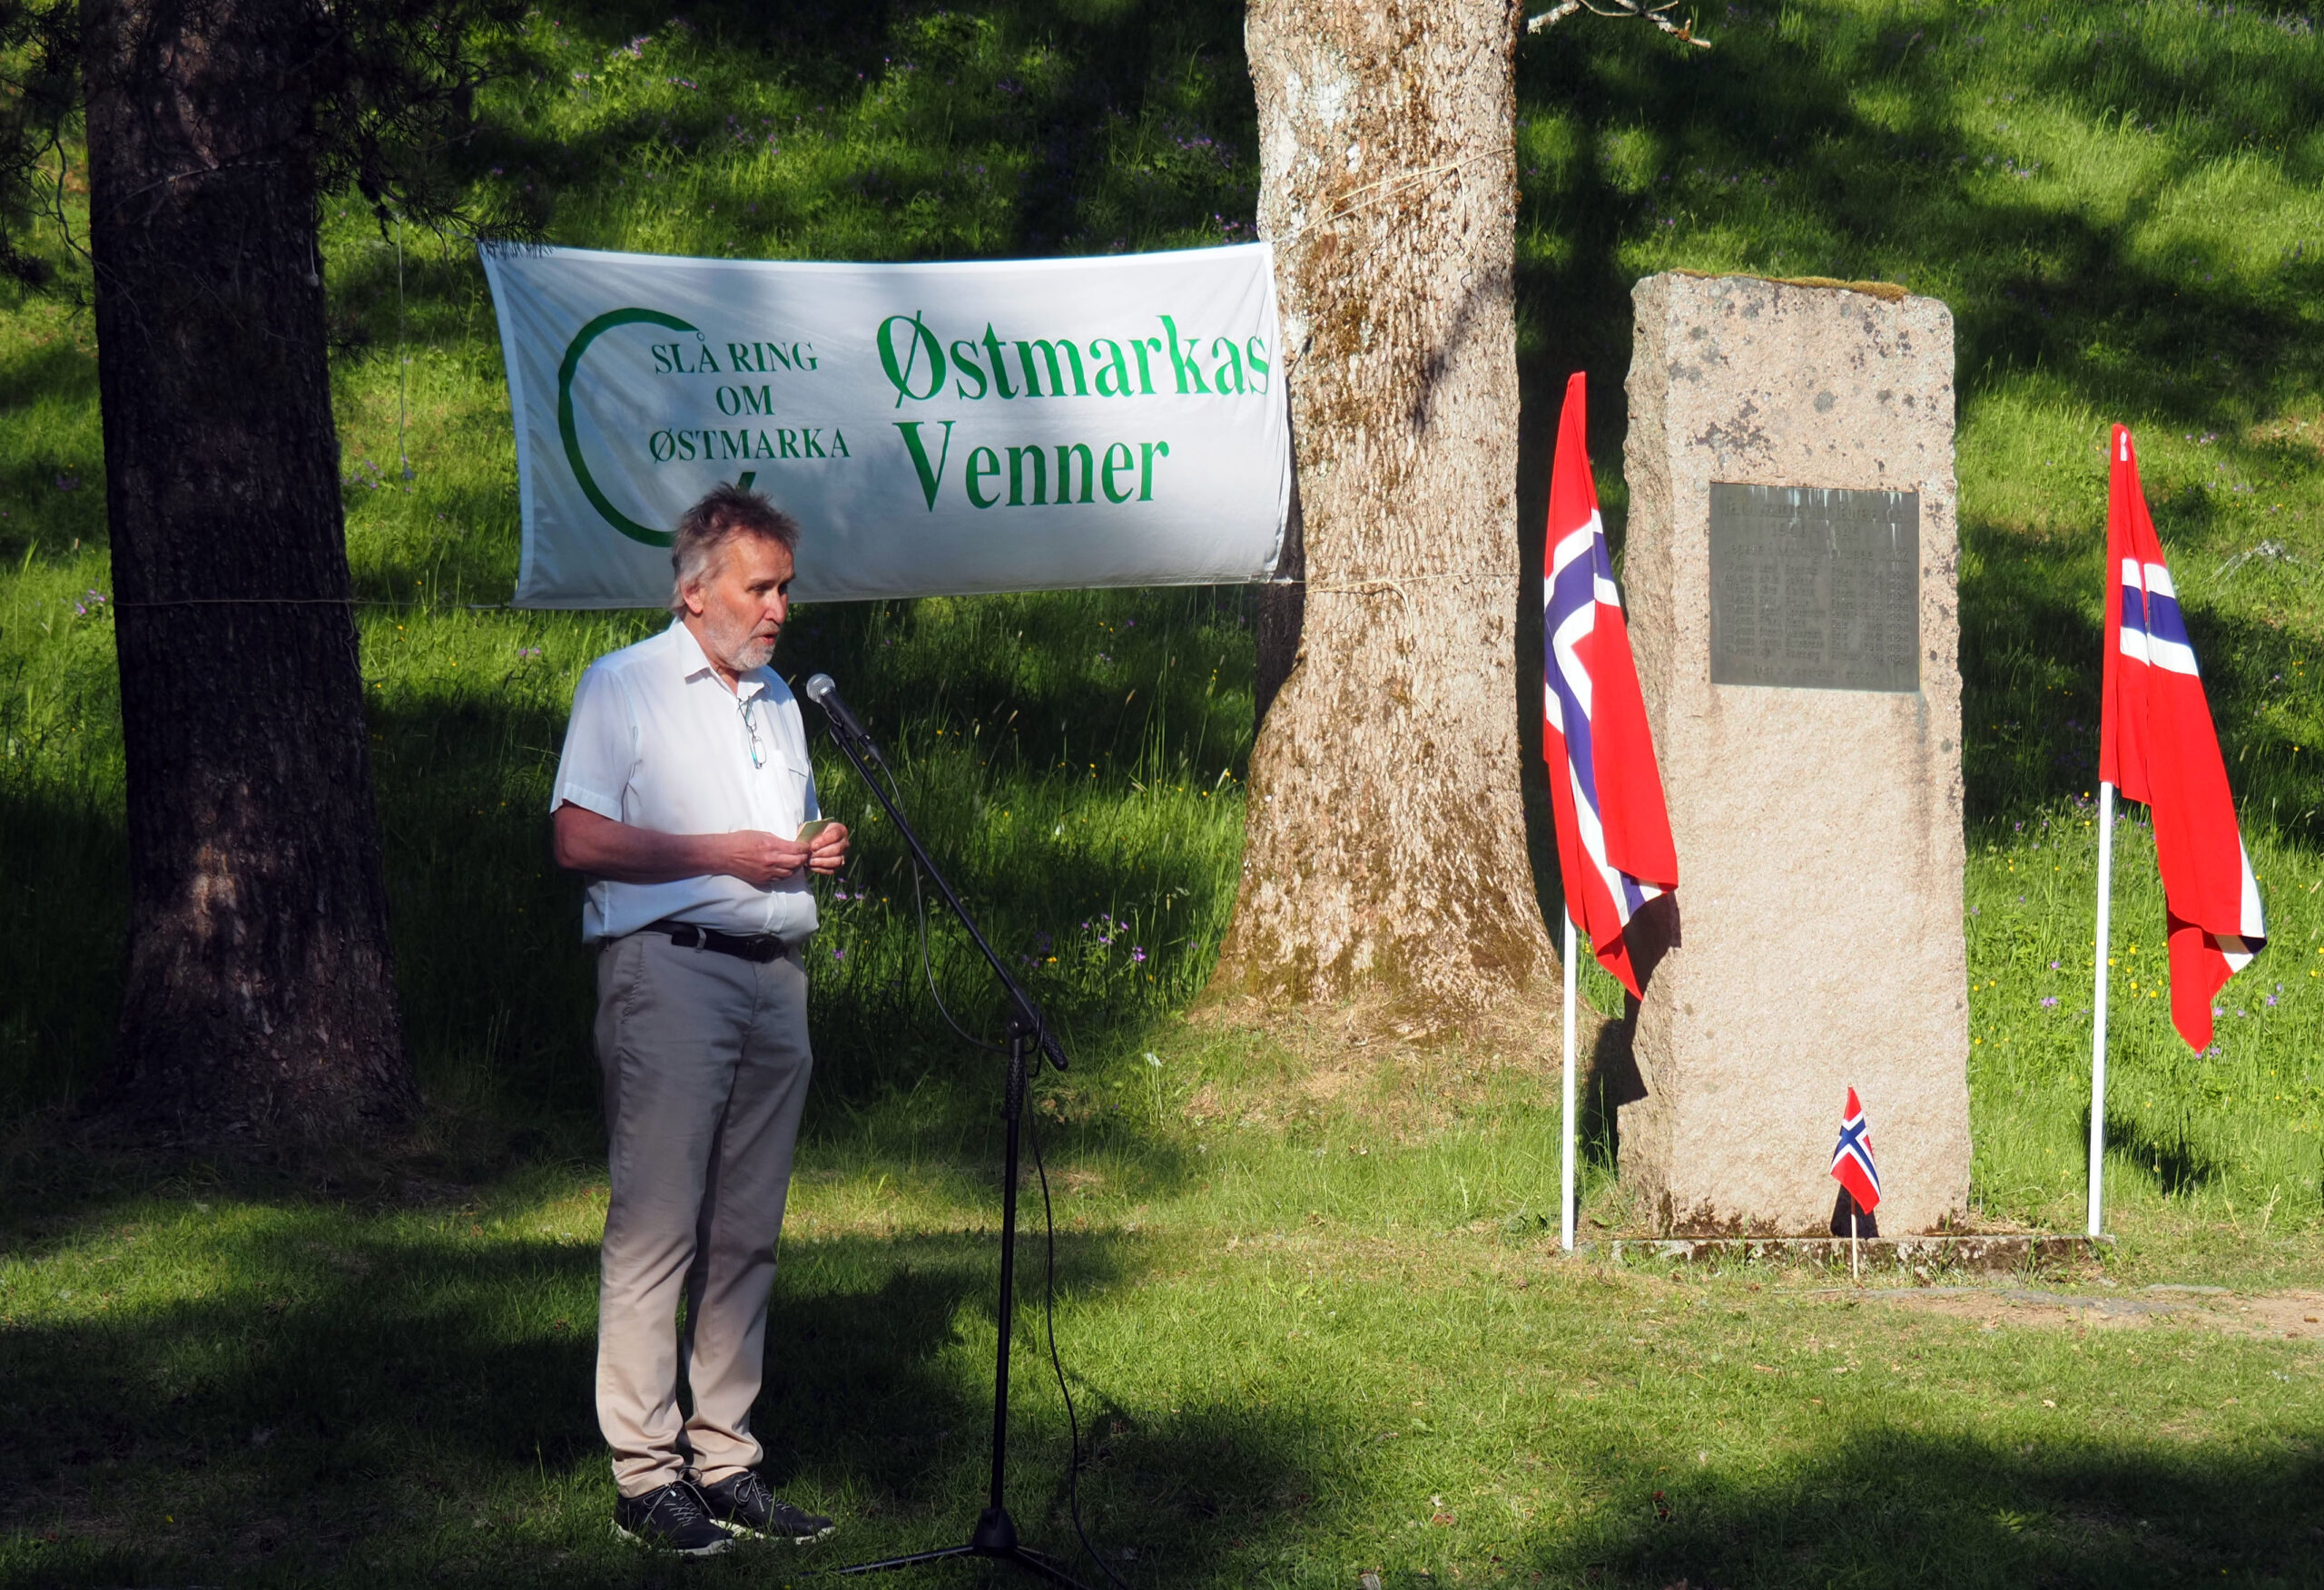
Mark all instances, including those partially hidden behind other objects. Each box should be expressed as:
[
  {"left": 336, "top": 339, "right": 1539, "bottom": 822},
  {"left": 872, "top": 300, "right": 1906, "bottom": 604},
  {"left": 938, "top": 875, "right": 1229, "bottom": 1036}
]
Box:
[
  {"left": 530, "top": 0, "right": 1256, "bottom": 259},
  {"left": 1964, "top": 556, "right": 2324, "bottom": 847},
  {"left": 0, "top": 1212, "right": 1339, "bottom": 1589},
  {"left": 1518, "top": 11, "right": 2324, "bottom": 425},
  {"left": 0, "top": 787, "right": 124, "bottom": 1117},
  {"left": 1523, "top": 1426, "right": 2324, "bottom": 1587},
  {"left": 1512, "top": 5, "right": 2324, "bottom": 861}
]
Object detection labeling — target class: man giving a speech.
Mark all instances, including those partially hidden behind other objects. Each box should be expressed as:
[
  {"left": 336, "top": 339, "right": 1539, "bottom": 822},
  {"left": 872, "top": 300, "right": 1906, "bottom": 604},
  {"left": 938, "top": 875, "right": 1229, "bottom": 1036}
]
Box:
[{"left": 550, "top": 486, "right": 849, "bottom": 1556}]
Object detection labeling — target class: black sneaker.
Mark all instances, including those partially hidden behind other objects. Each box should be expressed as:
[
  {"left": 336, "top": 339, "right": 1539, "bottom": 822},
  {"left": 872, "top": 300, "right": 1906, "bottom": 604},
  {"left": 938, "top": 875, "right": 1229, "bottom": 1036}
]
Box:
[
  {"left": 613, "top": 1479, "right": 735, "bottom": 1556},
  {"left": 694, "top": 1469, "right": 835, "bottom": 1543}
]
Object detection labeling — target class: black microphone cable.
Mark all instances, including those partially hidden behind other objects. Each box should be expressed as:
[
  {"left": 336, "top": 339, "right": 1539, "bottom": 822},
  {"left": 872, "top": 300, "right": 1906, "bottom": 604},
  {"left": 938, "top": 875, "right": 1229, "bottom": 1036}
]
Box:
[
  {"left": 901, "top": 871, "right": 1128, "bottom": 1589},
  {"left": 1026, "top": 1102, "right": 1132, "bottom": 1590},
  {"left": 813, "top": 682, "right": 1128, "bottom": 1587}
]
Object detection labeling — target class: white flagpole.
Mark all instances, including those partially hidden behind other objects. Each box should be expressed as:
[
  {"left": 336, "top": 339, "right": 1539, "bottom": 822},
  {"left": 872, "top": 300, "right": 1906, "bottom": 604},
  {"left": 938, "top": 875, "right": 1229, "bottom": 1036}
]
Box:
[
  {"left": 2087, "top": 781, "right": 2117, "bottom": 1239},
  {"left": 1561, "top": 914, "right": 1578, "bottom": 1253}
]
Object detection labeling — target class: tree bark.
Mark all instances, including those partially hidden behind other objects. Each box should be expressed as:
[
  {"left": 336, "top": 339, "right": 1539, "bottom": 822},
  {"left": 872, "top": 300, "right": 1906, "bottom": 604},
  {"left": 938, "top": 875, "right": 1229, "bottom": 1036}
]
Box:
[
  {"left": 1216, "top": 0, "right": 1552, "bottom": 1022},
  {"left": 84, "top": 0, "right": 413, "bottom": 1140}
]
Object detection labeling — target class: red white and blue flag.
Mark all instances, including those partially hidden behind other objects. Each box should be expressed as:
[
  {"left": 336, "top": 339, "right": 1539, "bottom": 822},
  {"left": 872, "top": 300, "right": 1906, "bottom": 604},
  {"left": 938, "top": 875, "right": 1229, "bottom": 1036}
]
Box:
[
  {"left": 1541, "top": 372, "right": 1679, "bottom": 998},
  {"left": 1830, "top": 1087, "right": 1881, "bottom": 1214},
  {"left": 2101, "top": 425, "right": 2266, "bottom": 1051}
]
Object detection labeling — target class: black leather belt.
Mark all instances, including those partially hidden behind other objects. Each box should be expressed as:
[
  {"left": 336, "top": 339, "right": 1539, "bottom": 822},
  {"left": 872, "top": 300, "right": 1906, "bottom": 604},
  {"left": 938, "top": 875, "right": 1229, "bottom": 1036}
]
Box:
[{"left": 636, "top": 920, "right": 791, "bottom": 963}]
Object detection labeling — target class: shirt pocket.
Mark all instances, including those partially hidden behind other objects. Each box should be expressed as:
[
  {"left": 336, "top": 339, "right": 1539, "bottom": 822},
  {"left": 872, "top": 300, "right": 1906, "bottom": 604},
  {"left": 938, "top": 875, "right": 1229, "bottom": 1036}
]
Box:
[{"left": 778, "top": 749, "right": 814, "bottom": 833}]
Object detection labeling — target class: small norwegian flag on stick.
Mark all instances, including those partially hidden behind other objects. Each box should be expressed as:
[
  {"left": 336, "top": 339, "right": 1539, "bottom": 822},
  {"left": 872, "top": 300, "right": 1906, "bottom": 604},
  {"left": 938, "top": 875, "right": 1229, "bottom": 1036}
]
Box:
[
  {"left": 1830, "top": 1088, "right": 1882, "bottom": 1214},
  {"left": 1831, "top": 1088, "right": 1880, "bottom": 1277}
]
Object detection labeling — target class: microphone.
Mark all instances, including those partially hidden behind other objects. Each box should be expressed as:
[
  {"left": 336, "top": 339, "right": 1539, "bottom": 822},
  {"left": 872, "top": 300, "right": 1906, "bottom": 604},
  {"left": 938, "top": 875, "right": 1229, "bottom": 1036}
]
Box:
[{"left": 803, "top": 672, "right": 871, "bottom": 745}]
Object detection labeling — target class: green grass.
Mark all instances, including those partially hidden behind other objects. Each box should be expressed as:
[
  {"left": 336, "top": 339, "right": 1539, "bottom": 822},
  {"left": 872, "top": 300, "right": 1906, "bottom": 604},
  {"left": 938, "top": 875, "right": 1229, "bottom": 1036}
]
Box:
[
  {"left": 5, "top": 0, "right": 2324, "bottom": 1584},
  {"left": 6, "top": 1055, "right": 2324, "bottom": 1589}
]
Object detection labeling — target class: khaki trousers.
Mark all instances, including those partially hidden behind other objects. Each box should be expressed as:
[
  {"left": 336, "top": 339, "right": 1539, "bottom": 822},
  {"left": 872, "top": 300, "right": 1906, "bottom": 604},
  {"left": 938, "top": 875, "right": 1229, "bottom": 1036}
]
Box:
[{"left": 594, "top": 929, "right": 814, "bottom": 1497}]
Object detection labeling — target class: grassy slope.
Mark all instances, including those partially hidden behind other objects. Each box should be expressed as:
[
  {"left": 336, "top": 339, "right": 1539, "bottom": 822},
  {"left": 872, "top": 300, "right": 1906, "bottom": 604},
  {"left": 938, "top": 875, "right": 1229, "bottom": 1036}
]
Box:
[
  {"left": 1515, "top": 0, "right": 2324, "bottom": 1247},
  {"left": 3, "top": 1, "right": 2324, "bottom": 1585}
]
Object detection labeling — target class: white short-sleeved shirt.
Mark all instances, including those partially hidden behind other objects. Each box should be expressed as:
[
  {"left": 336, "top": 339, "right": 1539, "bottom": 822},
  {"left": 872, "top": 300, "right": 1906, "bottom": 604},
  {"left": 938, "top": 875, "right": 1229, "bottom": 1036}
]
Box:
[{"left": 552, "top": 620, "right": 821, "bottom": 943}]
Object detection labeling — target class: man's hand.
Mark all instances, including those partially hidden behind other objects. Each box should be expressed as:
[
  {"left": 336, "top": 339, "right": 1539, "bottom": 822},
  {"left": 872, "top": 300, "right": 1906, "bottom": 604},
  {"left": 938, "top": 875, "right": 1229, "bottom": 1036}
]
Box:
[
  {"left": 555, "top": 804, "right": 820, "bottom": 886},
  {"left": 719, "top": 830, "right": 814, "bottom": 886},
  {"left": 805, "top": 821, "right": 850, "bottom": 876}
]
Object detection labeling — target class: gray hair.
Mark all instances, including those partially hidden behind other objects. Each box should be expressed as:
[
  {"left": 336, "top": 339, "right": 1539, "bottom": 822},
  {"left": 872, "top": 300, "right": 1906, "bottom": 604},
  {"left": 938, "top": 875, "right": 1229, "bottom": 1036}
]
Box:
[{"left": 668, "top": 485, "right": 802, "bottom": 613}]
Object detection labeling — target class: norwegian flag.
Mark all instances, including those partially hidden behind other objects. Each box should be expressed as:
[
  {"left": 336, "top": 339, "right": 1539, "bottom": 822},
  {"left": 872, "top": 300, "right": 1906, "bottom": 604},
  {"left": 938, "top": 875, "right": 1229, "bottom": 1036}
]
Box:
[
  {"left": 1830, "top": 1087, "right": 1881, "bottom": 1215},
  {"left": 1541, "top": 372, "right": 1679, "bottom": 997},
  {"left": 2102, "top": 426, "right": 2266, "bottom": 1050}
]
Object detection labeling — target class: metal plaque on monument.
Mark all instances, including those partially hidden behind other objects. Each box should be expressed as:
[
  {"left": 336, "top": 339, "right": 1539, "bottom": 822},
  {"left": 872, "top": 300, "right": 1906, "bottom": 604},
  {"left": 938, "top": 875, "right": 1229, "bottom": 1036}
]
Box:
[{"left": 1617, "top": 273, "right": 1969, "bottom": 1235}]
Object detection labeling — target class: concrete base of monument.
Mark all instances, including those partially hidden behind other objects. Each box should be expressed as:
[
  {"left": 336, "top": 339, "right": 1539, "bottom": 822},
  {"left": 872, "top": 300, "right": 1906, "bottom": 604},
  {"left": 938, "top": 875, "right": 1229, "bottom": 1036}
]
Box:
[{"left": 1580, "top": 1233, "right": 2112, "bottom": 1278}]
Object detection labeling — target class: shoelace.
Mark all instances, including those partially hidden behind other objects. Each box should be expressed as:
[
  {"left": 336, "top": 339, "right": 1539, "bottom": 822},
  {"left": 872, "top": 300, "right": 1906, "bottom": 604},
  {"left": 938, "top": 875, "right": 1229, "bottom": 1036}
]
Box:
[{"left": 653, "top": 1482, "right": 715, "bottom": 1527}]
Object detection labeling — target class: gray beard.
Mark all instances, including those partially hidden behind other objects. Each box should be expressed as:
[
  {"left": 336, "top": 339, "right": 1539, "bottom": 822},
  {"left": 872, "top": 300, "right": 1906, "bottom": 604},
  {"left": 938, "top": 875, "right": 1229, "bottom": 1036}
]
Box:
[{"left": 702, "top": 611, "right": 776, "bottom": 675}]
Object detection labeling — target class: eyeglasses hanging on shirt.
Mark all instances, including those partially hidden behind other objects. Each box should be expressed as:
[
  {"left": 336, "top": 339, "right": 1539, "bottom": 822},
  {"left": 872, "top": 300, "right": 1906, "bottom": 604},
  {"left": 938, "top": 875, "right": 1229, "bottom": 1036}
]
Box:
[{"left": 737, "top": 695, "right": 767, "bottom": 770}]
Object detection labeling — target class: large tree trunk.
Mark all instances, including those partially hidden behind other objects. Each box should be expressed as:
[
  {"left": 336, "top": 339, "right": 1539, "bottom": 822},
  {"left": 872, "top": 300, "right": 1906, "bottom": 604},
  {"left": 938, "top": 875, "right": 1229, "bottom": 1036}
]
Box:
[
  {"left": 84, "top": 0, "right": 412, "bottom": 1140},
  {"left": 1216, "top": 0, "right": 1552, "bottom": 1022}
]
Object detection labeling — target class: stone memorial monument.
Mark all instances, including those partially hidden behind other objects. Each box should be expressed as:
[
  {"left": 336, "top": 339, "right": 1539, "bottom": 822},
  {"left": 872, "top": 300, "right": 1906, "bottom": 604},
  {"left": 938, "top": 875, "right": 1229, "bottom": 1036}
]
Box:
[{"left": 1616, "top": 272, "right": 1970, "bottom": 1235}]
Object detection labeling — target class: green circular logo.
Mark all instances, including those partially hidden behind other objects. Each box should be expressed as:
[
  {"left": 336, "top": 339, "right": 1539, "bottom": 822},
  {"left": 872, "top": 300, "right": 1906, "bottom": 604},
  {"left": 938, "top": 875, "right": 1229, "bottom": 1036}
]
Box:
[{"left": 557, "top": 307, "right": 699, "bottom": 547}]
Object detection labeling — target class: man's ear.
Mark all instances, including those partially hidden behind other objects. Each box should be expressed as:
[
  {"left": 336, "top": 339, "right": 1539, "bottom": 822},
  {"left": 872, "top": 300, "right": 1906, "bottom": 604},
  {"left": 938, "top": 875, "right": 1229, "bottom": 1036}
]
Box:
[{"left": 679, "top": 579, "right": 706, "bottom": 617}]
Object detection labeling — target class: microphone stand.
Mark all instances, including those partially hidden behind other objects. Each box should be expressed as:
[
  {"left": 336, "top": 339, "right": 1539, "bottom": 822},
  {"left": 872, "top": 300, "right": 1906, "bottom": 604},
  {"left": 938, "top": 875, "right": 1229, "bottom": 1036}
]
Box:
[{"left": 813, "top": 702, "right": 1095, "bottom": 1590}]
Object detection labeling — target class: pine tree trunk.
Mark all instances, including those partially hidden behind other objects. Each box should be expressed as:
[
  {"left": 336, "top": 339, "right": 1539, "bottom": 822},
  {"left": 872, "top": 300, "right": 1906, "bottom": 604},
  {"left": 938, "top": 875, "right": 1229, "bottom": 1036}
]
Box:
[
  {"left": 83, "top": 0, "right": 413, "bottom": 1140},
  {"left": 1217, "top": 0, "right": 1553, "bottom": 1021}
]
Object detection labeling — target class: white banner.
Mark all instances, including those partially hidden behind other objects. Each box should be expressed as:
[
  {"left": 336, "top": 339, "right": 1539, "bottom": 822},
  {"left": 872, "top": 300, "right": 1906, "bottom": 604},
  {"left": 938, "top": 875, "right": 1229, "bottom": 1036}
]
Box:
[{"left": 479, "top": 242, "right": 1290, "bottom": 607}]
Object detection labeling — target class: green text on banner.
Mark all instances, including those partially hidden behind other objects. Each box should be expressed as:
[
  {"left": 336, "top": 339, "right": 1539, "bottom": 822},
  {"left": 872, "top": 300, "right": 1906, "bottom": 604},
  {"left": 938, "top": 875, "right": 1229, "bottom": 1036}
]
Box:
[{"left": 480, "top": 242, "right": 1291, "bottom": 607}]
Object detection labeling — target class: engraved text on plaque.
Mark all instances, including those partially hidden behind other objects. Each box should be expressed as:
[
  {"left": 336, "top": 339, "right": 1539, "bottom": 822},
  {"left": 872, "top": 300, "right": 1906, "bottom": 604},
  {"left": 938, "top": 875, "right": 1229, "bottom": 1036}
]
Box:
[{"left": 1709, "top": 484, "right": 1919, "bottom": 692}]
